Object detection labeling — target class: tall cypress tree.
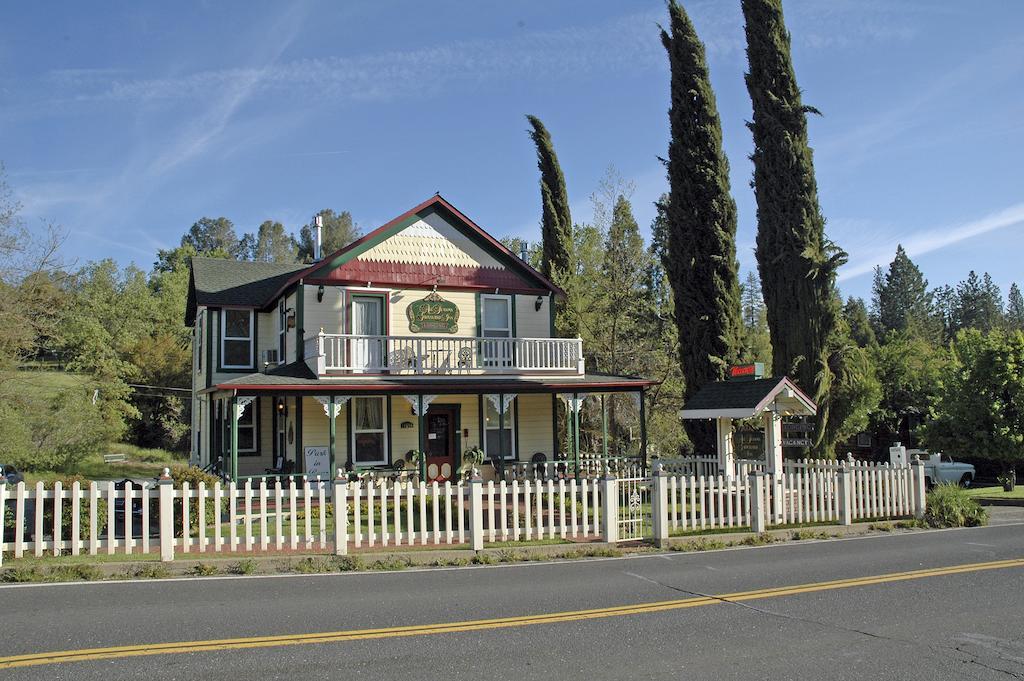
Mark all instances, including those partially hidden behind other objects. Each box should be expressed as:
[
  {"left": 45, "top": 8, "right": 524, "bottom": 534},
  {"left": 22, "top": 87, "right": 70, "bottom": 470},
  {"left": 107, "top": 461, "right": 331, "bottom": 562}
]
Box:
[
  {"left": 742, "top": 0, "right": 847, "bottom": 453},
  {"left": 660, "top": 0, "right": 742, "bottom": 454},
  {"left": 526, "top": 115, "right": 573, "bottom": 283}
]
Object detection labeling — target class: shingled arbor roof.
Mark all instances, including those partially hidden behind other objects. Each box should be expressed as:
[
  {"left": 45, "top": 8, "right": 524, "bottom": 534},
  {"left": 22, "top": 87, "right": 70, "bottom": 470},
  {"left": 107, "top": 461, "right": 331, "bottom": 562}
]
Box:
[{"left": 679, "top": 376, "right": 817, "bottom": 420}]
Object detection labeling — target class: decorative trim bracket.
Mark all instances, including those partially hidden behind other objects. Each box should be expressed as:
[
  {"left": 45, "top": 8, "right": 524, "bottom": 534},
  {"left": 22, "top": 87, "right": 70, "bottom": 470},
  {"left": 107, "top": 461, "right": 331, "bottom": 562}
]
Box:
[
  {"left": 233, "top": 396, "right": 255, "bottom": 420},
  {"left": 314, "top": 396, "right": 350, "bottom": 419},
  {"left": 402, "top": 394, "right": 438, "bottom": 416},
  {"left": 559, "top": 394, "right": 584, "bottom": 414},
  {"left": 486, "top": 394, "right": 517, "bottom": 415}
]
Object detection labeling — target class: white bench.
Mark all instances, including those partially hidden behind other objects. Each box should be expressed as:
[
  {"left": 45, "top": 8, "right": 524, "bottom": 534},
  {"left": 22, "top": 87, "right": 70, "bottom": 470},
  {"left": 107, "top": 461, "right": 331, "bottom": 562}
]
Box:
[{"left": 103, "top": 453, "right": 128, "bottom": 464}]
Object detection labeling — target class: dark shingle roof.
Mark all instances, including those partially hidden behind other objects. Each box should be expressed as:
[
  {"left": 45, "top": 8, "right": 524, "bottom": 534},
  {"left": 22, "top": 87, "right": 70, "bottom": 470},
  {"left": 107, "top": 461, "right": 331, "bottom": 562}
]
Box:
[
  {"left": 682, "top": 378, "right": 785, "bottom": 412},
  {"left": 186, "top": 257, "right": 307, "bottom": 324},
  {"left": 680, "top": 377, "right": 817, "bottom": 418}
]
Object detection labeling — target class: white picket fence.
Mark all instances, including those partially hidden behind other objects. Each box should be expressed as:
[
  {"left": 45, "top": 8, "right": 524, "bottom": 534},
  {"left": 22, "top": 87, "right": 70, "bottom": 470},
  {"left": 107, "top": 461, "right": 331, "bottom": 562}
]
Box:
[{"left": 0, "top": 460, "right": 926, "bottom": 564}]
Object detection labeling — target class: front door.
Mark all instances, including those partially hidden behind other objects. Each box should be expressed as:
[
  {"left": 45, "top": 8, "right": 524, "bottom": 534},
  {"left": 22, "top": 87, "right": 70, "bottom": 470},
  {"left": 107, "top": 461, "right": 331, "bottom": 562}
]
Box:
[{"left": 424, "top": 406, "right": 458, "bottom": 482}]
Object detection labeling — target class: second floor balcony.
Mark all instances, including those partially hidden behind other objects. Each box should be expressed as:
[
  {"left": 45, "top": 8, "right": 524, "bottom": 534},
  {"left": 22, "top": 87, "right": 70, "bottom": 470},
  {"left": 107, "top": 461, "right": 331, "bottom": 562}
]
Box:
[{"left": 304, "top": 332, "right": 584, "bottom": 376}]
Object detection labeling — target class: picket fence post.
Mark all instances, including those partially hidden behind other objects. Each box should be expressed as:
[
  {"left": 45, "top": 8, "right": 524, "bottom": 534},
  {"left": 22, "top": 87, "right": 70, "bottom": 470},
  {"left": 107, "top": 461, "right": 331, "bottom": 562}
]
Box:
[
  {"left": 334, "top": 470, "right": 348, "bottom": 556},
  {"left": 749, "top": 472, "right": 766, "bottom": 534},
  {"left": 469, "top": 470, "right": 484, "bottom": 552},
  {"left": 601, "top": 475, "right": 618, "bottom": 543},
  {"left": 911, "top": 456, "right": 927, "bottom": 519},
  {"left": 650, "top": 463, "right": 669, "bottom": 547},
  {"left": 158, "top": 468, "right": 175, "bottom": 562},
  {"left": 837, "top": 463, "right": 853, "bottom": 526}
]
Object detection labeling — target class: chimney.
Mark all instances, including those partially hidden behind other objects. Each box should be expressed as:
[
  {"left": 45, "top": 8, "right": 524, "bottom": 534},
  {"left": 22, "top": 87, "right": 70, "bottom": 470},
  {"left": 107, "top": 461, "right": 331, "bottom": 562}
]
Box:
[
  {"left": 519, "top": 242, "right": 528, "bottom": 261},
  {"left": 314, "top": 214, "right": 323, "bottom": 261}
]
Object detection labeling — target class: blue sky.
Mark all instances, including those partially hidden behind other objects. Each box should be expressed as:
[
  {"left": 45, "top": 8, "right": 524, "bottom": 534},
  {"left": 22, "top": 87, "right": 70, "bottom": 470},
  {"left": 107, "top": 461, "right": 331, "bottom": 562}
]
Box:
[{"left": 2, "top": 1, "right": 1022, "bottom": 301}]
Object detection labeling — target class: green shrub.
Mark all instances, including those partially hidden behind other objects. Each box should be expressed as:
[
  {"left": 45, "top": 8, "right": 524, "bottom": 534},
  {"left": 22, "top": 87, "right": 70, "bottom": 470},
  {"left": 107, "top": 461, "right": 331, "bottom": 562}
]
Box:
[
  {"left": 228, "top": 559, "right": 258, "bottom": 575},
  {"left": 334, "top": 555, "right": 365, "bottom": 572},
  {"left": 370, "top": 555, "right": 412, "bottom": 571},
  {"left": 187, "top": 562, "right": 220, "bottom": 577},
  {"left": 46, "top": 564, "right": 102, "bottom": 582},
  {"left": 791, "top": 530, "right": 830, "bottom": 541},
  {"left": 924, "top": 483, "right": 988, "bottom": 528},
  {"left": 737, "top": 533, "right": 779, "bottom": 547},
  {"left": 1, "top": 566, "right": 44, "bottom": 582},
  {"left": 293, "top": 557, "right": 333, "bottom": 573},
  {"left": 670, "top": 538, "right": 727, "bottom": 552},
  {"left": 471, "top": 553, "right": 495, "bottom": 565},
  {"left": 131, "top": 564, "right": 170, "bottom": 579}
]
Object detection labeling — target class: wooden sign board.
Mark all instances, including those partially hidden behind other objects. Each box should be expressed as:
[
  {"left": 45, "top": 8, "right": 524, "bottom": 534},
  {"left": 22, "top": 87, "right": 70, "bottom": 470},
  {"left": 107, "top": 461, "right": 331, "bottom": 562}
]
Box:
[{"left": 407, "top": 291, "right": 460, "bottom": 334}]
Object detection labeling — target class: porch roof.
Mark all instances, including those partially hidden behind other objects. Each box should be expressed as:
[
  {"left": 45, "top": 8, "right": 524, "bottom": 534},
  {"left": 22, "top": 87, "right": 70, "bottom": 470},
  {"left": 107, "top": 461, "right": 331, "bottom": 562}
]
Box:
[
  {"left": 678, "top": 376, "right": 817, "bottom": 420},
  {"left": 206, "top": 361, "right": 655, "bottom": 395}
]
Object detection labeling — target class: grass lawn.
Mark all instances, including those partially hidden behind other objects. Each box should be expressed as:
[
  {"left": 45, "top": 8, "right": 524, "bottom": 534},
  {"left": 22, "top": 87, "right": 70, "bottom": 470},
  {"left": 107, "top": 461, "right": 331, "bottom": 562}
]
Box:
[
  {"left": 965, "top": 485, "right": 1024, "bottom": 500},
  {"left": 22, "top": 442, "right": 188, "bottom": 485}
]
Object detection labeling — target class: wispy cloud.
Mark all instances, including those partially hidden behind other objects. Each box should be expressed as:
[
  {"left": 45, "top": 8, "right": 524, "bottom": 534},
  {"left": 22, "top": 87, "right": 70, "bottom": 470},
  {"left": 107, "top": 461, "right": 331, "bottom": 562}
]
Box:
[{"left": 839, "top": 202, "right": 1024, "bottom": 281}]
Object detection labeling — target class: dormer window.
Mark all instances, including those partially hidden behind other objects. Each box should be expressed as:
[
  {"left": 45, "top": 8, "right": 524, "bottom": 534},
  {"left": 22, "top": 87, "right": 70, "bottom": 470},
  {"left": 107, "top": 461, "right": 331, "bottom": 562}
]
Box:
[{"left": 221, "top": 309, "right": 254, "bottom": 369}]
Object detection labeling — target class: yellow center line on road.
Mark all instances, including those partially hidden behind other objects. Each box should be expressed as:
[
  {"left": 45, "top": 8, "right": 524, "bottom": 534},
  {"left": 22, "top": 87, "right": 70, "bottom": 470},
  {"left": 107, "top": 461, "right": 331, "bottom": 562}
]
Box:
[{"left": 2, "top": 557, "right": 1023, "bottom": 670}]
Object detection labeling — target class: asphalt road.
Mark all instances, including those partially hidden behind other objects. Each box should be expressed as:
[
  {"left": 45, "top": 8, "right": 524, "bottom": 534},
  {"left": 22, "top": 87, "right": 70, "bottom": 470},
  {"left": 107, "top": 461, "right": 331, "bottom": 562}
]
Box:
[{"left": 2, "top": 521, "right": 1024, "bottom": 680}]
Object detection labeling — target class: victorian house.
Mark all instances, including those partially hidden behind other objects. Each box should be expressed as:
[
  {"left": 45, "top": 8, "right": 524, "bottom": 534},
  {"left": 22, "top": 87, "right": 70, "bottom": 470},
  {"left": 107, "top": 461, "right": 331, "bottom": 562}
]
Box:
[{"left": 187, "top": 195, "right": 653, "bottom": 483}]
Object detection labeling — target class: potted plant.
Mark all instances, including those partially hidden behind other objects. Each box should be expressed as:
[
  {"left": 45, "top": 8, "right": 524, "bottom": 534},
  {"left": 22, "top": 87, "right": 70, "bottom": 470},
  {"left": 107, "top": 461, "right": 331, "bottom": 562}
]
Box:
[
  {"left": 457, "top": 446, "right": 485, "bottom": 480},
  {"left": 997, "top": 469, "right": 1016, "bottom": 493}
]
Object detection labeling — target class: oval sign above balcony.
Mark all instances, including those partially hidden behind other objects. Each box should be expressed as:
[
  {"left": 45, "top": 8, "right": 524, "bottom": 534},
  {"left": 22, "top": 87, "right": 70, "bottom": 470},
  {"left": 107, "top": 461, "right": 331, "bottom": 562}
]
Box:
[{"left": 407, "top": 291, "right": 460, "bottom": 334}]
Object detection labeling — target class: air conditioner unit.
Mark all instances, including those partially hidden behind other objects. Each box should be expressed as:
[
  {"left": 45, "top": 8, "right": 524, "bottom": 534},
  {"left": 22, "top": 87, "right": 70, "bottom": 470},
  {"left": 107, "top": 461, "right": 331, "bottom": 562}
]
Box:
[{"left": 262, "top": 349, "right": 280, "bottom": 369}]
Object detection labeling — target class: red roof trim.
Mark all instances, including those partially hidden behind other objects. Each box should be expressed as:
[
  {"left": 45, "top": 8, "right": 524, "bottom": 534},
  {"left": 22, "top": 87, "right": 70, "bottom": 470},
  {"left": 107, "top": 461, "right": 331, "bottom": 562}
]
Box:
[
  {"left": 216, "top": 380, "right": 657, "bottom": 393},
  {"left": 262, "top": 195, "right": 565, "bottom": 307}
]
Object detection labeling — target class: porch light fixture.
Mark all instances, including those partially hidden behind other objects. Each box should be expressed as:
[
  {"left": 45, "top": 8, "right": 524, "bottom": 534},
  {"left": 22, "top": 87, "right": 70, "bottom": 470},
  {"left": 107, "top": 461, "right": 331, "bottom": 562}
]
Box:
[
  {"left": 535, "top": 295, "right": 543, "bottom": 311},
  {"left": 317, "top": 284, "right": 325, "bottom": 302}
]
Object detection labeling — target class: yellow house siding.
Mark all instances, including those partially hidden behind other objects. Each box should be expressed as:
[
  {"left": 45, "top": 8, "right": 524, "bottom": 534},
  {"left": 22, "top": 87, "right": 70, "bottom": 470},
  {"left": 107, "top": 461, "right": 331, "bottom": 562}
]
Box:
[
  {"left": 516, "top": 394, "right": 554, "bottom": 458},
  {"left": 304, "top": 284, "right": 345, "bottom": 337},
  {"left": 515, "top": 294, "right": 552, "bottom": 339},
  {"left": 299, "top": 396, "right": 349, "bottom": 472},
  {"left": 256, "top": 311, "right": 275, "bottom": 366},
  {"left": 389, "top": 289, "right": 478, "bottom": 337}
]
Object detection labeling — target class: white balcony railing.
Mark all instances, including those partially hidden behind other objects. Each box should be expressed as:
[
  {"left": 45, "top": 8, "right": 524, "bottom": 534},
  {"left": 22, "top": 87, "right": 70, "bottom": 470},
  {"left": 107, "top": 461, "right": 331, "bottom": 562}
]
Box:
[{"left": 306, "top": 333, "right": 584, "bottom": 376}]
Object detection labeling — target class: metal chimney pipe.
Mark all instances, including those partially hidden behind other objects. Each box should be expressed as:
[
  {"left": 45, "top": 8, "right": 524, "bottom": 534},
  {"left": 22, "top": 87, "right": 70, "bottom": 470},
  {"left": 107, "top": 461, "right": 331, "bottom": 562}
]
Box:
[
  {"left": 314, "top": 214, "right": 323, "bottom": 261},
  {"left": 519, "top": 242, "right": 528, "bottom": 261}
]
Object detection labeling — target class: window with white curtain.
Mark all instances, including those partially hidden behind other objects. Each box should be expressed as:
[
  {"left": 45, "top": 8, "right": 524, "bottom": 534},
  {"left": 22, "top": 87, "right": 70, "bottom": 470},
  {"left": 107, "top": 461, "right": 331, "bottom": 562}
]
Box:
[
  {"left": 483, "top": 396, "right": 515, "bottom": 460},
  {"left": 352, "top": 396, "right": 387, "bottom": 464}
]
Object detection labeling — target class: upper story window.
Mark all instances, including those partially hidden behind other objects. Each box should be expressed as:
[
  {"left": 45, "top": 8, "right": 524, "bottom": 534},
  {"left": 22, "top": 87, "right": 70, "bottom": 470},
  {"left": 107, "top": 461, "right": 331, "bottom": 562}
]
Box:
[{"left": 221, "top": 309, "right": 254, "bottom": 369}]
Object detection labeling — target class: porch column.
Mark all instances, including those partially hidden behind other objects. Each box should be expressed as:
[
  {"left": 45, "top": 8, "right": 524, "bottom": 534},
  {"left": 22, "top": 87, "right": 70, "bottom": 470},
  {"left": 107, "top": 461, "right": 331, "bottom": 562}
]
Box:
[
  {"left": 229, "top": 396, "right": 255, "bottom": 482},
  {"left": 763, "top": 410, "right": 783, "bottom": 477},
  {"left": 601, "top": 395, "right": 608, "bottom": 460},
  {"left": 638, "top": 389, "right": 647, "bottom": 471},
  {"left": 572, "top": 392, "right": 581, "bottom": 479},
  {"left": 403, "top": 394, "right": 438, "bottom": 480},
  {"left": 716, "top": 417, "right": 736, "bottom": 479},
  {"left": 229, "top": 395, "right": 238, "bottom": 481},
  {"left": 763, "top": 409, "right": 784, "bottom": 523},
  {"left": 315, "top": 397, "right": 349, "bottom": 481}
]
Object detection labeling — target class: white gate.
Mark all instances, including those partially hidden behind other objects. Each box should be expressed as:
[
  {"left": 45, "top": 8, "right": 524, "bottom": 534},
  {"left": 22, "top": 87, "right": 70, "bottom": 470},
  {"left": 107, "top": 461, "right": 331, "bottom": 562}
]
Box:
[{"left": 617, "top": 476, "right": 652, "bottom": 541}]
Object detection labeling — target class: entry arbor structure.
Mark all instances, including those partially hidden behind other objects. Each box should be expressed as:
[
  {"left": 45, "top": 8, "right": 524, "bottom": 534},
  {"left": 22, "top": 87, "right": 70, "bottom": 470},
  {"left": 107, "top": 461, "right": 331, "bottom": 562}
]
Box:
[{"left": 678, "top": 367, "right": 818, "bottom": 478}]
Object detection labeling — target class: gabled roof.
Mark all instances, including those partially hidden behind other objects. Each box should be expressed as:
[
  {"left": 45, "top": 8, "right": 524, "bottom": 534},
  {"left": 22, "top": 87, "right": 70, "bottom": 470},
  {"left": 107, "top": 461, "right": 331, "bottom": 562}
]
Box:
[
  {"left": 266, "top": 194, "right": 565, "bottom": 303},
  {"left": 679, "top": 376, "right": 817, "bottom": 420},
  {"left": 185, "top": 258, "right": 305, "bottom": 325}
]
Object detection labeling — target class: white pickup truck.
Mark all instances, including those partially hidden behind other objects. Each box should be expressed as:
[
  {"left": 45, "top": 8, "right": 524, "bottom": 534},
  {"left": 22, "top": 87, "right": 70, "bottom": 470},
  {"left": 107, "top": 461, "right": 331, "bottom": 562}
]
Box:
[{"left": 889, "top": 444, "right": 975, "bottom": 487}]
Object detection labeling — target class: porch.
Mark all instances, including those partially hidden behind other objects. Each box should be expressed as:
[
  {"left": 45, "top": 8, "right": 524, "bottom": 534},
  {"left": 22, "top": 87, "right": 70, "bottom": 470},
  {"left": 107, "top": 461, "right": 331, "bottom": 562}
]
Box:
[
  {"left": 202, "top": 373, "right": 655, "bottom": 485},
  {"left": 303, "top": 332, "right": 585, "bottom": 376}
]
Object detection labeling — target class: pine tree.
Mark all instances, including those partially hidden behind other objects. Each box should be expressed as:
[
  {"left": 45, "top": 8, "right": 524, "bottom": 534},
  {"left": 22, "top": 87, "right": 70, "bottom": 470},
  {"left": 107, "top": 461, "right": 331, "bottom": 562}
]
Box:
[
  {"left": 1007, "top": 283, "right": 1024, "bottom": 330},
  {"left": 844, "top": 297, "right": 876, "bottom": 348},
  {"left": 297, "top": 209, "right": 359, "bottom": 262},
  {"left": 951, "top": 271, "right": 1004, "bottom": 333},
  {"left": 660, "top": 0, "right": 743, "bottom": 454},
  {"left": 873, "top": 245, "right": 935, "bottom": 337},
  {"left": 740, "top": 271, "right": 772, "bottom": 365},
  {"left": 526, "top": 115, "right": 573, "bottom": 284}
]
